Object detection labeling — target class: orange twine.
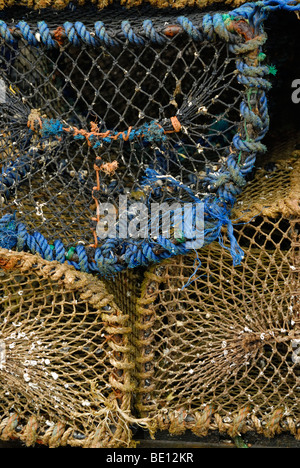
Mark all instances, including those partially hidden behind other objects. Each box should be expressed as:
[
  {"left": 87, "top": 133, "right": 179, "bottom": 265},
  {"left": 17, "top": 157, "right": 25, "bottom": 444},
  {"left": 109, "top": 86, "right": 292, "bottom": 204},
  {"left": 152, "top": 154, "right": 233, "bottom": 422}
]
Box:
[
  {"left": 62, "top": 116, "right": 181, "bottom": 145},
  {"left": 63, "top": 117, "right": 181, "bottom": 249},
  {"left": 99, "top": 160, "right": 119, "bottom": 176}
]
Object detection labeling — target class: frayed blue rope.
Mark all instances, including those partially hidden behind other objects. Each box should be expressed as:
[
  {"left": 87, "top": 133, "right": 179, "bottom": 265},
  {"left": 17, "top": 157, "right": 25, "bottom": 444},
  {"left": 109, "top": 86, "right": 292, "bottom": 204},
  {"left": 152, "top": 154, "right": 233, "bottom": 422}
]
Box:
[
  {"left": 41, "top": 119, "right": 64, "bottom": 137},
  {"left": 121, "top": 20, "right": 145, "bottom": 46},
  {"left": 141, "top": 168, "right": 245, "bottom": 266},
  {"left": 143, "top": 19, "right": 167, "bottom": 45},
  {"left": 0, "top": 155, "right": 31, "bottom": 198},
  {"left": 0, "top": 148, "right": 40, "bottom": 200},
  {"left": 180, "top": 249, "right": 203, "bottom": 290},
  {"left": 258, "top": 0, "right": 300, "bottom": 11},
  {"left": 37, "top": 21, "right": 56, "bottom": 48},
  {"left": 0, "top": 194, "right": 244, "bottom": 278},
  {"left": 0, "top": 214, "right": 19, "bottom": 250}
]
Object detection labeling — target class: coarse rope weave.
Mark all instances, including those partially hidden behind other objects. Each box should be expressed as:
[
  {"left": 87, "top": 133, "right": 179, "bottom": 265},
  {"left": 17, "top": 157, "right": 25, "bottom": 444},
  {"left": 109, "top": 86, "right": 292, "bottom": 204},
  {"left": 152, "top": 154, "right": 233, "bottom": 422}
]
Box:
[
  {"left": 0, "top": 0, "right": 299, "bottom": 11},
  {"left": 0, "top": 0, "right": 257, "bottom": 12}
]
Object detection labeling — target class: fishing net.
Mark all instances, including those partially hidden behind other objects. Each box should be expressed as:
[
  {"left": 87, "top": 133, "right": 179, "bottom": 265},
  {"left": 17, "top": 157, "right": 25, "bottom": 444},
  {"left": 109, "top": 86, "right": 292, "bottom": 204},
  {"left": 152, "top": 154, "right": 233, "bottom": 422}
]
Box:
[
  {"left": 135, "top": 153, "right": 300, "bottom": 440},
  {"left": 0, "top": 248, "right": 137, "bottom": 448},
  {"left": 0, "top": 0, "right": 299, "bottom": 449},
  {"left": 0, "top": 2, "right": 276, "bottom": 278}
]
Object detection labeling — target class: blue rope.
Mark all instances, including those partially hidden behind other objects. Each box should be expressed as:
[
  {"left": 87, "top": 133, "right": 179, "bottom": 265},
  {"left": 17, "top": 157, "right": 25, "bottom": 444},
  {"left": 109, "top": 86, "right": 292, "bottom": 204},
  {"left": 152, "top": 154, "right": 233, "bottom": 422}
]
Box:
[
  {"left": 63, "top": 21, "right": 81, "bottom": 46},
  {"left": 74, "top": 21, "right": 97, "bottom": 46},
  {"left": 177, "top": 16, "right": 203, "bottom": 41},
  {"left": 0, "top": 156, "right": 31, "bottom": 198},
  {"left": 202, "top": 14, "right": 214, "bottom": 41},
  {"left": 40, "top": 117, "right": 169, "bottom": 144},
  {"left": 0, "top": 148, "right": 39, "bottom": 200},
  {"left": 121, "top": 20, "right": 145, "bottom": 46},
  {"left": 37, "top": 21, "right": 56, "bottom": 48},
  {"left": 0, "top": 190, "right": 244, "bottom": 277},
  {"left": 94, "top": 21, "right": 116, "bottom": 47},
  {"left": 16, "top": 21, "right": 38, "bottom": 46},
  {"left": 258, "top": 0, "right": 300, "bottom": 11},
  {"left": 0, "top": 1, "right": 297, "bottom": 48},
  {"left": 143, "top": 19, "right": 167, "bottom": 45},
  {"left": 0, "top": 20, "right": 16, "bottom": 45},
  {"left": 213, "top": 13, "right": 241, "bottom": 43}
]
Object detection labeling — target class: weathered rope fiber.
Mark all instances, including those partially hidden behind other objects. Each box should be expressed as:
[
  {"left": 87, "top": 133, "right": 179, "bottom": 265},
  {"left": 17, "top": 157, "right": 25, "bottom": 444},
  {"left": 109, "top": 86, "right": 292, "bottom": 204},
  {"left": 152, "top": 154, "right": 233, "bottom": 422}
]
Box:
[{"left": 0, "top": 1, "right": 298, "bottom": 47}]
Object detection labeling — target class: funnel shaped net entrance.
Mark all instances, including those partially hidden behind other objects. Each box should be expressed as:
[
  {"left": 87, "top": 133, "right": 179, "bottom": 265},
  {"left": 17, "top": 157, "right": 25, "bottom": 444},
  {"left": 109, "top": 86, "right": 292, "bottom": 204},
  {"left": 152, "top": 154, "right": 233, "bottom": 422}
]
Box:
[
  {"left": 0, "top": 248, "right": 135, "bottom": 447},
  {"left": 135, "top": 155, "right": 300, "bottom": 439},
  {"left": 0, "top": 5, "right": 271, "bottom": 277}
]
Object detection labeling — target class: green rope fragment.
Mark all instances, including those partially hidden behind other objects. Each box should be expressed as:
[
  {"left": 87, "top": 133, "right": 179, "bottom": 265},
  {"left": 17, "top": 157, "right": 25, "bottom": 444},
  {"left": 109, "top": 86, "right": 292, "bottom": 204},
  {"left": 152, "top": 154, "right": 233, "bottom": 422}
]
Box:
[
  {"left": 257, "top": 52, "right": 266, "bottom": 62},
  {"left": 175, "top": 233, "right": 186, "bottom": 244},
  {"left": 267, "top": 64, "right": 277, "bottom": 76},
  {"left": 66, "top": 246, "right": 76, "bottom": 260},
  {"left": 233, "top": 435, "right": 249, "bottom": 448},
  {"left": 222, "top": 14, "right": 232, "bottom": 26}
]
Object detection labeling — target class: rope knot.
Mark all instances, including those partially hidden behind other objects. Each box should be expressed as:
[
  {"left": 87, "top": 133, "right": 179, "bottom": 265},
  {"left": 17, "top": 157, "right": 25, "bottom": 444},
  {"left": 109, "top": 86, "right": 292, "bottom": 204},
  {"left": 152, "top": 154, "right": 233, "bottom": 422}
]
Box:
[{"left": 27, "top": 108, "right": 43, "bottom": 132}]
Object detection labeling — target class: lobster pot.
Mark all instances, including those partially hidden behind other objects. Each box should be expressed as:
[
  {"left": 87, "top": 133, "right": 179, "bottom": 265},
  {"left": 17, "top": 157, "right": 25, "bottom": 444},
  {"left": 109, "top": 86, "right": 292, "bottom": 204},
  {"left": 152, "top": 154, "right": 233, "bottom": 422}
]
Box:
[
  {"left": 0, "top": 3, "right": 271, "bottom": 276},
  {"left": 0, "top": 249, "right": 135, "bottom": 448},
  {"left": 135, "top": 155, "right": 300, "bottom": 439}
]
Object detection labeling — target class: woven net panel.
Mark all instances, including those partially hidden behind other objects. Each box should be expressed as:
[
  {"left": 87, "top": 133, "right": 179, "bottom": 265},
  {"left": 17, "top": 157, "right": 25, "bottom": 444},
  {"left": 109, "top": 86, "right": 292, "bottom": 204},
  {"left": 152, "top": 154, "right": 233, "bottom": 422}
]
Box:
[
  {"left": 0, "top": 1, "right": 250, "bottom": 11},
  {"left": 135, "top": 160, "right": 300, "bottom": 440},
  {"left": 0, "top": 4, "right": 271, "bottom": 277},
  {"left": 0, "top": 248, "right": 135, "bottom": 448},
  {"left": 232, "top": 153, "right": 300, "bottom": 222},
  {"left": 104, "top": 268, "right": 145, "bottom": 323}
]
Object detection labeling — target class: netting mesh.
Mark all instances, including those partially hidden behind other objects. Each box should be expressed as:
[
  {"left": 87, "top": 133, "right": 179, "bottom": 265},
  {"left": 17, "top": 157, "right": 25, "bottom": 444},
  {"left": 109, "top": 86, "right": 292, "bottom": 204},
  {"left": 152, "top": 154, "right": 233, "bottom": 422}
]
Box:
[
  {"left": 0, "top": 249, "right": 136, "bottom": 447},
  {"left": 0, "top": 4, "right": 272, "bottom": 276},
  {"left": 1, "top": 29, "right": 239, "bottom": 242},
  {"left": 135, "top": 154, "right": 300, "bottom": 439},
  {"left": 0, "top": 1, "right": 299, "bottom": 448}
]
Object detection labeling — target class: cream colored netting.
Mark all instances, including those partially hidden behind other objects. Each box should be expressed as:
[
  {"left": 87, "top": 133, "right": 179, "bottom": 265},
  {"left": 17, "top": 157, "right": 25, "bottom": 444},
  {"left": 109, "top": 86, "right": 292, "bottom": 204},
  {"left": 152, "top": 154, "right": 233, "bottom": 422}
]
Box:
[
  {"left": 0, "top": 249, "right": 136, "bottom": 447},
  {"left": 135, "top": 155, "right": 300, "bottom": 439}
]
